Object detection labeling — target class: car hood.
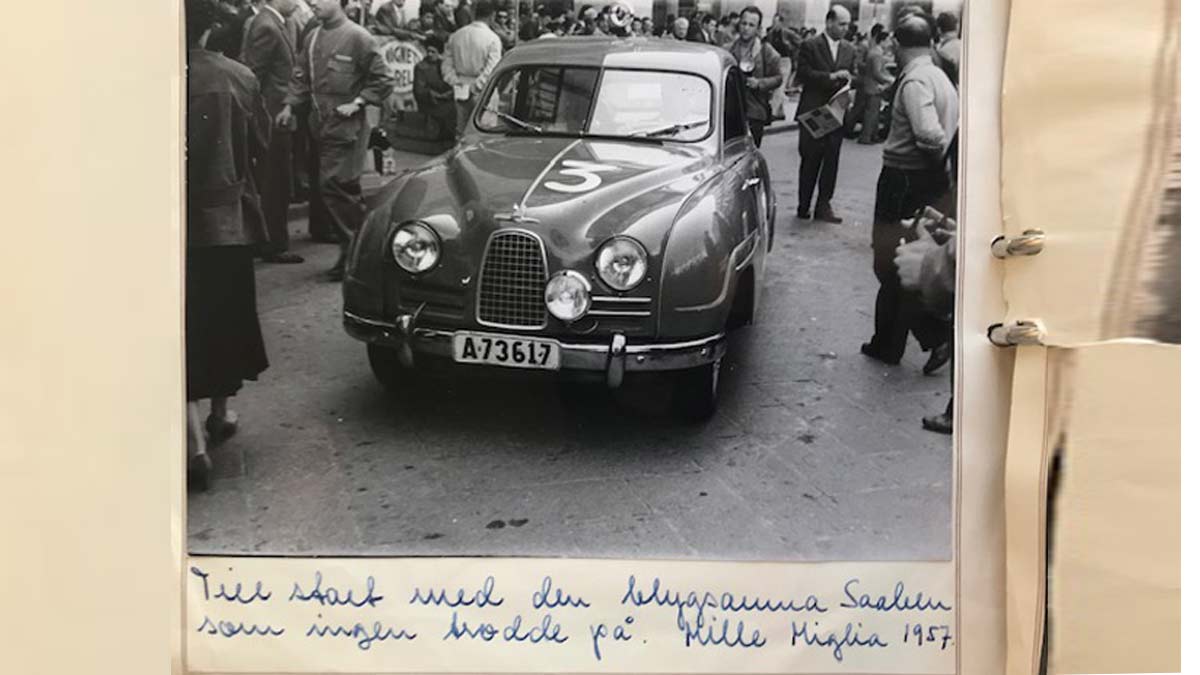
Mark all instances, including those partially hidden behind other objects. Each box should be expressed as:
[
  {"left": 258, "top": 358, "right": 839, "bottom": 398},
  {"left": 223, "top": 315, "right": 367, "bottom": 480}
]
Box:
[{"left": 424, "top": 135, "right": 719, "bottom": 260}]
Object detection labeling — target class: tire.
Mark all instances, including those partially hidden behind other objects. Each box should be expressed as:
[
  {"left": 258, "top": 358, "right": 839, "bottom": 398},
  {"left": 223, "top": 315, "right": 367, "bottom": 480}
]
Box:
[
  {"left": 672, "top": 359, "right": 721, "bottom": 422},
  {"left": 367, "top": 344, "right": 409, "bottom": 395}
]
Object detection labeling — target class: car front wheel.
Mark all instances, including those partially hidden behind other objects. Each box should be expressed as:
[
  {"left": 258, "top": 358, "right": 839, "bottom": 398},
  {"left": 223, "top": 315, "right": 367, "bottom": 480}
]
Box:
[
  {"left": 367, "top": 344, "right": 409, "bottom": 395},
  {"left": 672, "top": 359, "right": 721, "bottom": 422}
]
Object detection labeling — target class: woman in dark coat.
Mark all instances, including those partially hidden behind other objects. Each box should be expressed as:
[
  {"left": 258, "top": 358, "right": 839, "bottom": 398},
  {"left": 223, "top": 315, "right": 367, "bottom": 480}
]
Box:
[{"left": 186, "top": 0, "right": 272, "bottom": 490}]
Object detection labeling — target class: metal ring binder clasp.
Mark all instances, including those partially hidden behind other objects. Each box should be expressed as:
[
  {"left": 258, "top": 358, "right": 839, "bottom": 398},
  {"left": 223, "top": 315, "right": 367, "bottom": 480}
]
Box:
[
  {"left": 988, "top": 320, "right": 1046, "bottom": 347},
  {"left": 991, "top": 230, "right": 1046, "bottom": 258}
]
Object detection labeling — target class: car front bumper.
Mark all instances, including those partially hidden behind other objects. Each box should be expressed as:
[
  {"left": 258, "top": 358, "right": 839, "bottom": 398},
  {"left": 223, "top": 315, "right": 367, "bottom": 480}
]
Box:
[{"left": 343, "top": 310, "right": 725, "bottom": 389}]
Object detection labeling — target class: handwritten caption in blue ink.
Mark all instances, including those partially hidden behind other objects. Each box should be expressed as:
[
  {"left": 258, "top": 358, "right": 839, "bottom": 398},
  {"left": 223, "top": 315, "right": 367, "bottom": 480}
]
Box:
[{"left": 189, "top": 566, "right": 954, "bottom": 664}]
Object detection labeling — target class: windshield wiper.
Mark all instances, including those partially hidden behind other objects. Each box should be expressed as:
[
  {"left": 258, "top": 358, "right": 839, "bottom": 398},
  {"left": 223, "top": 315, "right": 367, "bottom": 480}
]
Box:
[
  {"left": 631, "top": 119, "right": 709, "bottom": 138},
  {"left": 484, "top": 107, "right": 544, "bottom": 134}
]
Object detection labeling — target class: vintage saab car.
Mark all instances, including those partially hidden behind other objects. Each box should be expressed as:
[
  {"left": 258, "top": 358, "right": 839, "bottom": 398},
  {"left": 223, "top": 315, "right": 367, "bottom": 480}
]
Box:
[{"left": 343, "top": 37, "right": 776, "bottom": 420}]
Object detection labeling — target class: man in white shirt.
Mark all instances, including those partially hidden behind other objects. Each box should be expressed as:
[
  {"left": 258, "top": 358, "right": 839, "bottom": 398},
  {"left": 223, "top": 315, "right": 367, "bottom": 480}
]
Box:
[{"left": 441, "top": 0, "right": 503, "bottom": 136}]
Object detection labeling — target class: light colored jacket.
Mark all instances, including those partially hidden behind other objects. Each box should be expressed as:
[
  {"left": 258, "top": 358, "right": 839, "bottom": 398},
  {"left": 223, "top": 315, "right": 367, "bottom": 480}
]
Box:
[
  {"left": 883, "top": 54, "right": 959, "bottom": 170},
  {"left": 441, "top": 21, "right": 502, "bottom": 97}
]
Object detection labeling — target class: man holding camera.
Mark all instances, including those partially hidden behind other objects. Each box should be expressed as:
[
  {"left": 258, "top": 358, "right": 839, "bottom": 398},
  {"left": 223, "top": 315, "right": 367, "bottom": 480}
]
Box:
[
  {"left": 727, "top": 7, "right": 782, "bottom": 146},
  {"left": 861, "top": 11, "right": 959, "bottom": 370}
]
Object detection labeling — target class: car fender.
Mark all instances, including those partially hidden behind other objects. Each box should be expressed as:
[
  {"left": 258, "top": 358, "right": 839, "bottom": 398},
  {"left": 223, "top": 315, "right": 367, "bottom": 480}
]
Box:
[
  {"left": 656, "top": 167, "right": 748, "bottom": 339},
  {"left": 344, "top": 163, "right": 467, "bottom": 321}
]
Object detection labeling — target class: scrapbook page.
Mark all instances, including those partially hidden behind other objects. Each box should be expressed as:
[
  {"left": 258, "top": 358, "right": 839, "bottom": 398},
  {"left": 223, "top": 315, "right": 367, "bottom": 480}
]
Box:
[
  {"left": 999, "top": 2, "right": 1181, "bottom": 674},
  {"left": 0, "top": 0, "right": 1182, "bottom": 674},
  {"left": 180, "top": 1, "right": 987, "bottom": 671}
]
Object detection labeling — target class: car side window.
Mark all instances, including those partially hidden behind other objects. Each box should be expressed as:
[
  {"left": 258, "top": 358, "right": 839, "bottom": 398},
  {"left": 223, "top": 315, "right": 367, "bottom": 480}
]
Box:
[
  {"left": 478, "top": 66, "right": 600, "bottom": 134},
  {"left": 723, "top": 69, "right": 749, "bottom": 146}
]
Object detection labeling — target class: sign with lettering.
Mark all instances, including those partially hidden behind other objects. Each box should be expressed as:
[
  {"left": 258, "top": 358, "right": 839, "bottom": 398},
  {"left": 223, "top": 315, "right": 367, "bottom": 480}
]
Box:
[
  {"left": 186, "top": 557, "right": 956, "bottom": 673},
  {"left": 376, "top": 37, "right": 423, "bottom": 110}
]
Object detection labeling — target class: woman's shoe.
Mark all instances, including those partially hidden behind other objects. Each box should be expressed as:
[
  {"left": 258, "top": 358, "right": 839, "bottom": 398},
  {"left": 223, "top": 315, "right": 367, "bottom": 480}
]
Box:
[
  {"left": 204, "top": 411, "right": 239, "bottom": 446},
  {"left": 188, "top": 452, "right": 213, "bottom": 492}
]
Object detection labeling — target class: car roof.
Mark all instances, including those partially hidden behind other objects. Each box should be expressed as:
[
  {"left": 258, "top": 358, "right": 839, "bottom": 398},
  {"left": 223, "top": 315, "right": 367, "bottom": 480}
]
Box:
[{"left": 501, "top": 36, "right": 732, "bottom": 82}]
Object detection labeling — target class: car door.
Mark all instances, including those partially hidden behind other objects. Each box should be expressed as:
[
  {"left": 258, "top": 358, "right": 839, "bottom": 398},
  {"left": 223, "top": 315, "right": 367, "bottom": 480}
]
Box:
[{"left": 721, "top": 68, "right": 764, "bottom": 261}]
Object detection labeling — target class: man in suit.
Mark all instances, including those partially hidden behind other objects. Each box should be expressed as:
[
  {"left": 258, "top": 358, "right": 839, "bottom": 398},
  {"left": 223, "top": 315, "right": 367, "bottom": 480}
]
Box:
[
  {"left": 294, "top": 9, "right": 338, "bottom": 243},
  {"left": 792, "top": 4, "right": 855, "bottom": 223},
  {"left": 242, "top": 0, "right": 305, "bottom": 263}
]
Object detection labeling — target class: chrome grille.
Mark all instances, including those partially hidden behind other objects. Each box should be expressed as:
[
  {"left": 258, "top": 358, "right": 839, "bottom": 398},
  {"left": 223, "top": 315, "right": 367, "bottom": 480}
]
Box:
[{"left": 477, "top": 230, "right": 547, "bottom": 329}]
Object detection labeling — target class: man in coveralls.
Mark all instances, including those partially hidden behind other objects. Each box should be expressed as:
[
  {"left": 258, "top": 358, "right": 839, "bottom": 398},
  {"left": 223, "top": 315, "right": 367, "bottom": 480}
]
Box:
[{"left": 276, "top": 0, "right": 393, "bottom": 282}]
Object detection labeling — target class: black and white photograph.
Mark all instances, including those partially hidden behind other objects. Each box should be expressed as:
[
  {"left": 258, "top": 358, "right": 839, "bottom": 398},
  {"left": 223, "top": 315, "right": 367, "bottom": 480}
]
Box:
[{"left": 185, "top": 0, "right": 965, "bottom": 561}]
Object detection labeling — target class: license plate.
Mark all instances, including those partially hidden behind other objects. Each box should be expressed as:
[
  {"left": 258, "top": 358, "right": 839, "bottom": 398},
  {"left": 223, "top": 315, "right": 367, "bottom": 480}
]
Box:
[{"left": 452, "top": 332, "right": 561, "bottom": 370}]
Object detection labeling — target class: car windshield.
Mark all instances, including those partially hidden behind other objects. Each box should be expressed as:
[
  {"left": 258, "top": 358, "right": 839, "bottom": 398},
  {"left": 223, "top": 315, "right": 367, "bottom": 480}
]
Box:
[{"left": 476, "top": 66, "right": 713, "bottom": 142}]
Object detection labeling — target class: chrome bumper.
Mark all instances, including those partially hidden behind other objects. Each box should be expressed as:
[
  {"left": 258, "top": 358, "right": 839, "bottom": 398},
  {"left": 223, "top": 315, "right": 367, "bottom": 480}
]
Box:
[{"left": 343, "top": 310, "right": 724, "bottom": 389}]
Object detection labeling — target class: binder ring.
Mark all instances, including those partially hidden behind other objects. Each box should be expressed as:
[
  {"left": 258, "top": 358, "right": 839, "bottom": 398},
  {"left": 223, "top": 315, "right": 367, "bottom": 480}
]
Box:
[
  {"left": 988, "top": 320, "right": 1046, "bottom": 347},
  {"left": 991, "top": 230, "right": 1046, "bottom": 258}
]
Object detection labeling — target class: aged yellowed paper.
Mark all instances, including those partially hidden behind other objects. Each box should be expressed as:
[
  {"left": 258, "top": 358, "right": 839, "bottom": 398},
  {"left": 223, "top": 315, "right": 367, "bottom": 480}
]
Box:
[
  {"left": 0, "top": 2, "right": 186, "bottom": 675},
  {"left": 1001, "top": 0, "right": 1180, "bottom": 345},
  {"left": 1003, "top": 344, "right": 1181, "bottom": 675},
  {"left": 1044, "top": 343, "right": 1181, "bottom": 675}
]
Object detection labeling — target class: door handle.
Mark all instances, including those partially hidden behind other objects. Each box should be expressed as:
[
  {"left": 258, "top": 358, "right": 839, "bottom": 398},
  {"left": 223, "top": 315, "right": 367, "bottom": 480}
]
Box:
[{"left": 741, "top": 176, "right": 761, "bottom": 191}]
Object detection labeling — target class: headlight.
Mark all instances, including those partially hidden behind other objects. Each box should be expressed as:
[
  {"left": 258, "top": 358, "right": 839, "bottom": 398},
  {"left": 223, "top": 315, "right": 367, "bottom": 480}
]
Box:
[
  {"left": 391, "top": 222, "right": 441, "bottom": 273},
  {"left": 544, "top": 270, "right": 592, "bottom": 322},
  {"left": 595, "top": 236, "right": 648, "bottom": 291}
]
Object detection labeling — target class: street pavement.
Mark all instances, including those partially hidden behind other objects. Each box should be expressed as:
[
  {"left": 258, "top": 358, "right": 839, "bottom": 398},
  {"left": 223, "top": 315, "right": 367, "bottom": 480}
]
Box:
[{"left": 188, "top": 131, "right": 953, "bottom": 561}]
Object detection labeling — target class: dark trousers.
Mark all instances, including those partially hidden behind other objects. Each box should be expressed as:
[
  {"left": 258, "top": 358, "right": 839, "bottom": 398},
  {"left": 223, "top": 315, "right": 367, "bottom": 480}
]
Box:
[
  {"left": 258, "top": 128, "right": 294, "bottom": 255},
  {"left": 316, "top": 122, "right": 371, "bottom": 272},
  {"left": 797, "top": 126, "right": 843, "bottom": 214},
  {"left": 844, "top": 87, "right": 867, "bottom": 133},
  {"left": 292, "top": 124, "right": 311, "bottom": 197},
  {"left": 857, "top": 94, "right": 884, "bottom": 143},
  {"left": 867, "top": 165, "right": 952, "bottom": 362},
  {"left": 749, "top": 120, "right": 765, "bottom": 147},
  {"left": 297, "top": 110, "right": 336, "bottom": 242},
  {"left": 321, "top": 173, "right": 365, "bottom": 272},
  {"left": 305, "top": 126, "right": 336, "bottom": 242}
]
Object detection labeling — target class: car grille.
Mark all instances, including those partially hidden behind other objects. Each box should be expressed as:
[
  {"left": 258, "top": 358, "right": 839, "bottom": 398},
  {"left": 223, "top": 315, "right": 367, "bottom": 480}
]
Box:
[{"left": 477, "top": 230, "right": 547, "bottom": 329}]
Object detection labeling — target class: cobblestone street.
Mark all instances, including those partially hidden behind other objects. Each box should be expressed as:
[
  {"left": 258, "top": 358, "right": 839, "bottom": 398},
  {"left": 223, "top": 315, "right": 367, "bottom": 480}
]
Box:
[{"left": 188, "top": 131, "right": 953, "bottom": 561}]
